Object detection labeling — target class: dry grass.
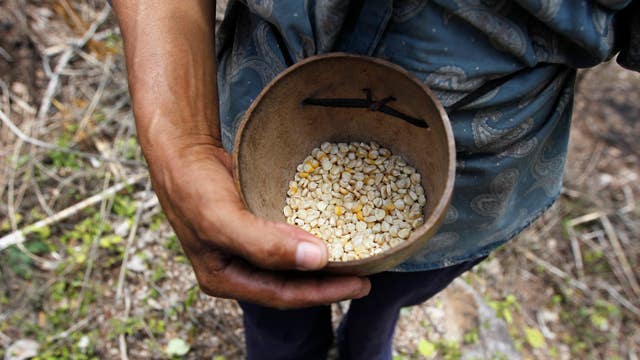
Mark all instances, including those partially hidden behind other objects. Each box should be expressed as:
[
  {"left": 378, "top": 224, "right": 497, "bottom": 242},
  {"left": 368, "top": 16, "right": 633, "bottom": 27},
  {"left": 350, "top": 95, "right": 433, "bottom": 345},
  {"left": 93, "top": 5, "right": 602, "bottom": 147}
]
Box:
[{"left": 0, "top": 1, "right": 638, "bottom": 359}]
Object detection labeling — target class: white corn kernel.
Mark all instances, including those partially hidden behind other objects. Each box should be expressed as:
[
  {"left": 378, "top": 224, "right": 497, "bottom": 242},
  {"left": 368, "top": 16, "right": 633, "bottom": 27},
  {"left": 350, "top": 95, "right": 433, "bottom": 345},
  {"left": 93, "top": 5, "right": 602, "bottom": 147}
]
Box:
[
  {"left": 316, "top": 201, "right": 328, "bottom": 212},
  {"left": 321, "top": 159, "right": 332, "bottom": 171},
  {"left": 285, "top": 141, "right": 426, "bottom": 261}
]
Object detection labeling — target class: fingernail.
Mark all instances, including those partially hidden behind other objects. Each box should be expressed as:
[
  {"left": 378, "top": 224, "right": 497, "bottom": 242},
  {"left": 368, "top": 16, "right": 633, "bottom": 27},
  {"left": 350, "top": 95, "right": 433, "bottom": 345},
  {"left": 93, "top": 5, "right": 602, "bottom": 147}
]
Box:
[{"left": 295, "top": 242, "right": 324, "bottom": 270}]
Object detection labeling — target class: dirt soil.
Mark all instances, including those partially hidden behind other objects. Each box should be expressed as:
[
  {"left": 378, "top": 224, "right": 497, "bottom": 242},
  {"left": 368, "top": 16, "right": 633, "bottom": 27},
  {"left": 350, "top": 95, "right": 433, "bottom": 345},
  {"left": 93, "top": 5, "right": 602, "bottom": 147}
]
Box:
[{"left": 1, "top": 1, "right": 638, "bottom": 359}]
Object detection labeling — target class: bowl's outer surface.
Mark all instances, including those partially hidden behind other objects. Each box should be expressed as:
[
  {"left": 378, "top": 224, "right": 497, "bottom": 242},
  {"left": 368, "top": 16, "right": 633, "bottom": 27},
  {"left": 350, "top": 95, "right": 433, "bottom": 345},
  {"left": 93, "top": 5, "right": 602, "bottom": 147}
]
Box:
[{"left": 232, "top": 53, "right": 455, "bottom": 275}]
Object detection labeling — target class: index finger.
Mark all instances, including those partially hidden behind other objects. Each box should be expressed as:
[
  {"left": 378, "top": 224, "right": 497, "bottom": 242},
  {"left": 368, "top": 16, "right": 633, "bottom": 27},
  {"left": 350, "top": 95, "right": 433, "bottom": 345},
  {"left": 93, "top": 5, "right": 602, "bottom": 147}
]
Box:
[{"left": 198, "top": 257, "right": 371, "bottom": 309}]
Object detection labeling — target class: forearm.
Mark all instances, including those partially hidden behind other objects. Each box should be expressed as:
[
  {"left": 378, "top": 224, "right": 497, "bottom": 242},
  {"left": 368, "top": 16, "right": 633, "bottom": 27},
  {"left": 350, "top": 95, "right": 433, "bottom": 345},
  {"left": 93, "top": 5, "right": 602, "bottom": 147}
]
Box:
[
  {"left": 109, "top": 1, "right": 369, "bottom": 307},
  {"left": 111, "top": 0, "right": 220, "bottom": 157}
]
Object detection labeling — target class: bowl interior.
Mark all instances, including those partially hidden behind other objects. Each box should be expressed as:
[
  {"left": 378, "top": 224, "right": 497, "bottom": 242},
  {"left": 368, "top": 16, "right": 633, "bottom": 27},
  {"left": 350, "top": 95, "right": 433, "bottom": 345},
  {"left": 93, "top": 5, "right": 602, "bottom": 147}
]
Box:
[{"left": 233, "top": 54, "right": 454, "bottom": 274}]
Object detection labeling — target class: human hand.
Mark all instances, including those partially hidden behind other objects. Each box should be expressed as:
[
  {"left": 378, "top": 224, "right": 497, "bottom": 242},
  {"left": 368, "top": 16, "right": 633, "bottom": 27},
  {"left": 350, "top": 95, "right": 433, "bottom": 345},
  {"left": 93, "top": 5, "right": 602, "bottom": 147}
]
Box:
[
  {"left": 112, "top": 0, "right": 370, "bottom": 308},
  {"left": 146, "top": 135, "right": 371, "bottom": 308}
]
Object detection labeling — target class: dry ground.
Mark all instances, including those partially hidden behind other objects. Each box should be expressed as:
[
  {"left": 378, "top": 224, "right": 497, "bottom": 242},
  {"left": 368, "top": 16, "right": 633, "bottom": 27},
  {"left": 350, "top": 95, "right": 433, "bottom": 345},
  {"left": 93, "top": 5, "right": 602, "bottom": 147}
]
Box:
[{"left": 1, "top": 1, "right": 638, "bottom": 359}]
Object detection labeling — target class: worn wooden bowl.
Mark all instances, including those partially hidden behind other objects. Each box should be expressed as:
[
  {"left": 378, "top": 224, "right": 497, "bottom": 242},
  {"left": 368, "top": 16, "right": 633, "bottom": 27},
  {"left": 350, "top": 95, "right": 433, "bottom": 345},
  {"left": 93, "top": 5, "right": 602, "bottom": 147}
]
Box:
[{"left": 232, "top": 53, "right": 455, "bottom": 275}]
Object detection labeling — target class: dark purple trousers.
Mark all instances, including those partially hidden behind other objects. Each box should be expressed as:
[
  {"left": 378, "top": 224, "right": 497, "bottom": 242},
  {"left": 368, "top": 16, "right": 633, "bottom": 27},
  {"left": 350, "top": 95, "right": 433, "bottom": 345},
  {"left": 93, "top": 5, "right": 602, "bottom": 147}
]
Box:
[{"left": 239, "top": 256, "right": 485, "bottom": 360}]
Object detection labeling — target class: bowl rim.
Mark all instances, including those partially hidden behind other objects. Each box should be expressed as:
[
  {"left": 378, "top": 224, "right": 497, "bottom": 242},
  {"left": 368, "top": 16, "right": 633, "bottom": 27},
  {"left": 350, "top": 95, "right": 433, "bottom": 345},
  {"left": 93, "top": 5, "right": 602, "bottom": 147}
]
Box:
[{"left": 232, "top": 52, "right": 456, "bottom": 270}]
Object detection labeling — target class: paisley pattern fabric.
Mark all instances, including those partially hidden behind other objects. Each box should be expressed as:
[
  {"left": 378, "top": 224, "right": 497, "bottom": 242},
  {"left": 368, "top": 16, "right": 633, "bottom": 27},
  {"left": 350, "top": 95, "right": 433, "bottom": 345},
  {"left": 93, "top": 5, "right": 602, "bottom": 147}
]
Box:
[{"left": 216, "top": 0, "right": 631, "bottom": 271}]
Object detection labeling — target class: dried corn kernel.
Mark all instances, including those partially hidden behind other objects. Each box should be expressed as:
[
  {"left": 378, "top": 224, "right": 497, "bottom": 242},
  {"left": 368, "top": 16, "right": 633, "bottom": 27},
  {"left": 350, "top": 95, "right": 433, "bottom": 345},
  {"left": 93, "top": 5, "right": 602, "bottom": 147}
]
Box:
[{"left": 285, "top": 141, "right": 426, "bottom": 261}]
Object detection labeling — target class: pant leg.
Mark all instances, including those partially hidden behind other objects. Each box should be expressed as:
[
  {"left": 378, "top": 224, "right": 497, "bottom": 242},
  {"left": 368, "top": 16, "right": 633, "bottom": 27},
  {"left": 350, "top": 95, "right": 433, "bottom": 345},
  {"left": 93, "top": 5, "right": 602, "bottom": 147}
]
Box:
[
  {"left": 239, "top": 301, "right": 334, "bottom": 360},
  {"left": 337, "top": 257, "right": 486, "bottom": 360}
]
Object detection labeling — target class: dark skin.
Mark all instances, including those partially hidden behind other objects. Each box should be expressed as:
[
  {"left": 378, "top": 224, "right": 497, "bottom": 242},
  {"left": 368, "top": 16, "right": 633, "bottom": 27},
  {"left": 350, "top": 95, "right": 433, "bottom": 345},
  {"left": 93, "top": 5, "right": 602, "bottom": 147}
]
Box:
[{"left": 111, "top": 0, "right": 371, "bottom": 309}]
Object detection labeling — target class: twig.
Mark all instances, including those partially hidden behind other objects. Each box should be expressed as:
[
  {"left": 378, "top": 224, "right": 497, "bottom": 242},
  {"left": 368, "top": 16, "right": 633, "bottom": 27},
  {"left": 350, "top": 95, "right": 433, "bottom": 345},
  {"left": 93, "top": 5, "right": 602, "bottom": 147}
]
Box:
[
  {"left": 37, "top": 4, "right": 111, "bottom": 124},
  {"left": 6, "top": 115, "right": 30, "bottom": 250},
  {"left": 0, "top": 78, "right": 10, "bottom": 114},
  {"left": 37, "top": 48, "right": 74, "bottom": 125},
  {"left": 51, "top": 314, "right": 96, "bottom": 341},
  {"left": 619, "top": 185, "right": 635, "bottom": 215},
  {"left": 75, "top": 54, "right": 113, "bottom": 140},
  {"left": 59, "top": 0, "right": 88, "bottom": 35},
  {"left": 575, "top": 141, "right": 605, "bottom": 186},
  {"left": 580, "top": 232, "right": 631, "bottom": 294},
  {"left": 570, "top": 230, "right": 585, "bottom": 280},
  {"left": 595, "top": 280, "right": 640, "bottom": 318},
  {"left": 15, "top": 242, "right": 58, "bottom": 270},
  {"left": 116, "top": 184, "right": 155, "bottom": 300},
  {"left": 536, "top": 311, "right": 556, "bottom": 340},
  {"left": 518, "top": 247, "right": 640, "bottom": 319},
  {"left": 0, "top": 173, "right": 147, "bottom": 251},
  {"left": 48, "top": 169, "right": 96, "bottom": 209},
  {"left": 517, "top": 247, "right": 591, "bottom": 293},
  {"left": 74, "top": 173, "right": 114, "bottom": 320},
  {"left": 30, "top": 175, "right": 55, "bottom": 218},
  {"left": 579, "top": 229, "right": 605, "bottom": 242},
  {"left": 119, "top": 289, "right": 132, "bottom": 360},
  {"left": 0, "top": 46, "right": 12, "bottom": 62},
  {"left": 561, "top": 186, "right": 582, "bottom": 199},
  {"left": 94, "top": 138, "right": 127, "bottom": 179},
  {"left": 567, "top": 211, "right": 603, "bottom": 227},
  {"left": 9, "top": 93, "right": 37, "bottom": 115},
  {"left": 562, "top": 211, "right": 638, "bottom": 299},
  {"left": 0, "top": 108, "right": 143, "bottom": 166},
  {"left": 76, "top": 49, "right": 102, "bottom": 67},
  {"left": 600, "top": 215, "right": 640, "bottom": 297},
  {"left": 566, "top": 212, "right": 602, "bottom": 281}
]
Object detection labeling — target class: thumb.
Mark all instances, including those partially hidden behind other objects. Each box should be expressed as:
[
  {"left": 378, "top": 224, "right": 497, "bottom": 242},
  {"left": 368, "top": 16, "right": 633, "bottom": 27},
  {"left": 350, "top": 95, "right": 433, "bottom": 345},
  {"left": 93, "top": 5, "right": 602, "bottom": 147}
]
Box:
[
  {"left": 212, "top": 204, "right": 329, "bottom": 271},
  {"left": 169, "top": 146, "right": 328, "bottom": 271}
]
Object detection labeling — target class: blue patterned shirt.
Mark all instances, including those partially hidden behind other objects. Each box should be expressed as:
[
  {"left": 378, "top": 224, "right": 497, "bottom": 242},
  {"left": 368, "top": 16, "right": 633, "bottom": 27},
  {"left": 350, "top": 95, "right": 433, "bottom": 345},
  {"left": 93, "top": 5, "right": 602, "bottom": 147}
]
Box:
[{"left": 215, "top": 0, "right": 630, "bottom": 271}]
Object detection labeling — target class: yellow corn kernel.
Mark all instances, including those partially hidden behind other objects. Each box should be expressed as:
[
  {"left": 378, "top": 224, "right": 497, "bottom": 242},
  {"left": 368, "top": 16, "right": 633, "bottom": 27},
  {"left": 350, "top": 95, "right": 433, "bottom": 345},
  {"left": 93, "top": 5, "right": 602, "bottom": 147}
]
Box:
[
  {"left": 303, "top": 162, "right": 315, "bottom": 173},
  {"left": 356, "top": 211, "right": 364, "bottom": 221},
  {"left": 290, "top": 186, "right": 298, "bottom": 194},
  {"left": 311, "top": 159, "right": 320, "bottom": 169},
  {"left": 384, "top": 203, "right": 395, "bottom": 212},
  {"left": 353, "top": 202, "right": 363, "bottom": 212},
  {"left": 335, "top": 206, "right": 345, "bottom": 216},
  {"left": 299, "top": 172, "right": 309, "bottom": 178}
]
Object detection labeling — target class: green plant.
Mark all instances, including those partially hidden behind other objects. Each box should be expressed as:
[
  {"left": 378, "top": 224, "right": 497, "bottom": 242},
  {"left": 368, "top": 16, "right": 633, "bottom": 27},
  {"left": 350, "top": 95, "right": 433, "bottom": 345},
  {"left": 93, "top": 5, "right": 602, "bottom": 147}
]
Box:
[
  {"left": 112, "top": 194, "right": 137, "bottom": 218},
  {"left": 463, "top": 328, "right": 479, "bottom": 344},
  {"left": 48, "top": 135, "right": 81, "bottom": 169},
  {"left": 524, "top": 327, "right": 545, "bottom": 349},
  {"left": 416, "top": 338, "right": 462, "bottom": 360},
  {"left": 488, "top": 294, "right": 519, "bottom": 324},
  {"left": 3, "top": 235, "right": 49, "bottom": 279}
]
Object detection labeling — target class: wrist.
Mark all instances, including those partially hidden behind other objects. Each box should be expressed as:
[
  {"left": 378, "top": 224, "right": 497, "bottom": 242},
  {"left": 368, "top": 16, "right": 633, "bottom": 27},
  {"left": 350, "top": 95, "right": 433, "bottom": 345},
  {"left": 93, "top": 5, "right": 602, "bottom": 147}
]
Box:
[
  {"left": 138, "top": 118, "right": 225, "bottom": 164},
  {"left": 141, "top": 129, "right": 230, "bottom": 194}
]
